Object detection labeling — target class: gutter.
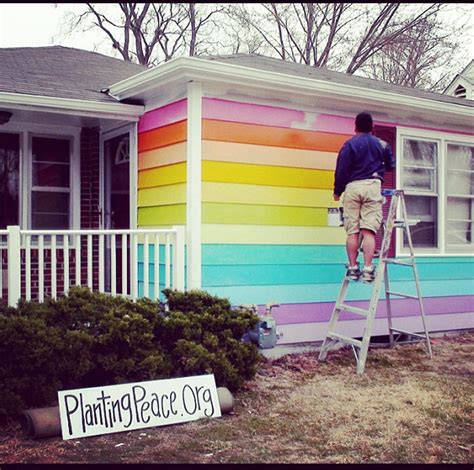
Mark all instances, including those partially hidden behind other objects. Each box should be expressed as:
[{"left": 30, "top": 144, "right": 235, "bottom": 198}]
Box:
[
  {"left": 0, "top": 91, "right": 145, "bottom": 121},
  {"left": 108, "top": 57, "right": 474, "bottom": 122}
]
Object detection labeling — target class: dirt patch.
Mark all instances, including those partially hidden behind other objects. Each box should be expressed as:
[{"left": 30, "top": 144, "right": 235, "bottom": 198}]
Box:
[{"left": 1, "top": 332, "right": 473, "bottom": 464}]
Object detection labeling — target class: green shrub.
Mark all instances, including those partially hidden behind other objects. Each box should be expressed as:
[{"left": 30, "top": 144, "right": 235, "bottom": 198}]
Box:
[{"left": 0, "top": 287, "right": 260, "bottom": 420}]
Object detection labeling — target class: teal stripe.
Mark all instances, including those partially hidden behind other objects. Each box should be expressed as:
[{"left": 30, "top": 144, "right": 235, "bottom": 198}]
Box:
[
  {"left": 202, "top": 244, "right": 474, "bottom": 266},
  {"left": 202, "top": 262, "right": 474, "bottom": 287},
  {"left": 203, "top": 244, "right": 347, "bottom": 265},
  {"left": 203, "top": 279, "right": 474, "bottom": 305}
]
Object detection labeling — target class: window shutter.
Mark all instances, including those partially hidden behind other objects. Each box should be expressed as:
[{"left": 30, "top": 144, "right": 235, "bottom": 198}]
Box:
[{"left": 373, "top": 125, "right": 396, "bottom": 258}]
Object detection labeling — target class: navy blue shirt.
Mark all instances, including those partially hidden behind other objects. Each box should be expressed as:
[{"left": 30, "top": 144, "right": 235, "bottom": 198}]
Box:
[{"left": 334, "top": 133, "right": 395, "bottom": 196}]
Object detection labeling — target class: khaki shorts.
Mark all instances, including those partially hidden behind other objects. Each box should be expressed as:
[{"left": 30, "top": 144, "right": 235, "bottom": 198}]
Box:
[{"left": 342, "top": 179, "right": 383, "bottom": 235}]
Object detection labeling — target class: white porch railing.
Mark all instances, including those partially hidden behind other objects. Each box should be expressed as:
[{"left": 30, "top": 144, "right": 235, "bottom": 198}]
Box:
[{"left": 0, "top": 225, "right": 185, "bottom": 307}]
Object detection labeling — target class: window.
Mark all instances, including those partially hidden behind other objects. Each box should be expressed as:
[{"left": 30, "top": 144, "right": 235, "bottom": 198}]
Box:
[
  {"left": 399, "top": 129, "right": 474, "bottom": 255},
  {"left": 446, "top": 143, "right": 474, "bottom": 252},
  {"left": 401, "top": 138, "right": 438, "bottom": 249},
  {"left": 30, "top": 136, "right": 71, "bottom": 229},
  {"left": 0, "top": 132, "right": 20, "bottom": 229}
]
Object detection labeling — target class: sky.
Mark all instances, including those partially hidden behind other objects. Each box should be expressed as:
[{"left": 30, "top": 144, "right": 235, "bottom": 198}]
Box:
[{"left": 0, "top": 3, "right": 473, "bottom": 69}]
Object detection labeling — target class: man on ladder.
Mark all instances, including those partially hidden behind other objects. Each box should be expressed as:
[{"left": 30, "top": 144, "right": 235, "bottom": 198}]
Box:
[
  {"left": 333, "top": 111, "right": 395, "bottom": 282},
  {"left": 321, "top": 112, "right": 432, "bottom": 374}
]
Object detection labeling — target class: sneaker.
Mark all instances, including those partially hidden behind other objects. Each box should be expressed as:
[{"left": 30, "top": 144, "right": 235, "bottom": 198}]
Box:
[
  {"left": 346, "top": 264, "right": 362, "bottom": 281},
  {"left": 362, "top": 265, "right": 376, "bottom": 283}
]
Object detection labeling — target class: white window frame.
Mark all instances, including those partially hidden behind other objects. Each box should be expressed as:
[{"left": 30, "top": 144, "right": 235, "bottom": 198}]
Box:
[
  {"left": 0, "top": 122, "right": 80, "bottom": 230},
  {"left": 397, "top": 126, "right": 474, "bottom": 257},
  {"left": 28, "top": 132, "right": 74, "bottom": 230}
]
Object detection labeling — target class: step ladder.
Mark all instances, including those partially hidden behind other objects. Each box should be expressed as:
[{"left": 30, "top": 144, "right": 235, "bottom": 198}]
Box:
[{"left": 318, "top": 189, "right": 433, "bottom": 374}]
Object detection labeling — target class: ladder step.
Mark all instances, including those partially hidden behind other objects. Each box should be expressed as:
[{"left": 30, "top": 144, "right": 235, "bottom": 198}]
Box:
[
  {"left": 384, "top": 259, "right": 414, "bottom": 266},
  {"left": 328, "top": 332, "right": 362, "bottom": 348},
  {"left": 335, "top": 303, "right": 369, "bottom": 317},
  {"left": 390, "top": 328, "right": 426, "bottom": 339},
  {"left": 385, "top": 291, "right": 419, "bottom": 299}
]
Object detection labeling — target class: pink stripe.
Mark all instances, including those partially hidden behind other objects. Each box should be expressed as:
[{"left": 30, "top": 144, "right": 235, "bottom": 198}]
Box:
[
  {"left": 138, "top": 99, "right": 187, "bottom": 134},
  {"left": 257, "top": 295, "right": 474, "bottom": 325},
  {"left": 202, "top": 98, "right": 355, "bottom": 135}
]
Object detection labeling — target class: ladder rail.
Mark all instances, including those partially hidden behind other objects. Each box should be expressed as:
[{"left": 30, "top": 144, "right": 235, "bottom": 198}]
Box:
[{"left": 319, "top": 188, "right": 434, "bottom": 373}]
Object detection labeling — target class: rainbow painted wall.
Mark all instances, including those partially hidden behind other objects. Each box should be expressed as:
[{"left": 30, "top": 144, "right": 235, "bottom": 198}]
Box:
[{"left": 137, "top": 97, "right": 474, "bottom": 344}]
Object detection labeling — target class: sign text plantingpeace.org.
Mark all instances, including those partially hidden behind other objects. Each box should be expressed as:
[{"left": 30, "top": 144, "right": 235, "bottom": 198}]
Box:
[{"left": 58, "top": 374, "right": 221, "bottom": 440}]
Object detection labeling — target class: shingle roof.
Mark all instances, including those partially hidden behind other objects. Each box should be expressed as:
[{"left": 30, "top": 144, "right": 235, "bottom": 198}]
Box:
[
  {"left": 198, "top": 53, "right": 474, "bottom": 109},
  {"left": 0, "top": 45, "right": 148, "bottom": 103}
]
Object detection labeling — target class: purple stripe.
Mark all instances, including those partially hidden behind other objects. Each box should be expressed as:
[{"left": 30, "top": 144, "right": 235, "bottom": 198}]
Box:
[
  {"left": 138, "top": 99, "right": 187, "bottom": 133},
  {"left": 258, "top": 296, "right": 474, "bottom": 325}
]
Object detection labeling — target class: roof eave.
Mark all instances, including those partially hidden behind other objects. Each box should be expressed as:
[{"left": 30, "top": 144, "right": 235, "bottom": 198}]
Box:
[
  {"left": 109, "top": 57, "right": 473, "bottom": 124},
  {"left": 0, "top": 92, "right": 144, "bottom": 121}
]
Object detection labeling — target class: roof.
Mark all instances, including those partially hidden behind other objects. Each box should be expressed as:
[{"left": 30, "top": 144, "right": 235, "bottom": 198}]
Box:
[
  {"left": 0, "top": 45, "right": 148, "bottom": 103},
  {"left": 199, "top": 53, "right": 474, "bottom": 109}
]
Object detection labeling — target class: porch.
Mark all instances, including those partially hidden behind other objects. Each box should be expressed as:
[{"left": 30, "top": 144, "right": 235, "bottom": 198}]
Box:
[{"left": 0, "top": 225, "right": 185, "bottom": 307}]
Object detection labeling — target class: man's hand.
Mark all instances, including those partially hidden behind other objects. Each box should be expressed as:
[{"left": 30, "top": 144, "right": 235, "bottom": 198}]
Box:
[{"left": 333, "top": 193, "right": 340, "bottom": 202}]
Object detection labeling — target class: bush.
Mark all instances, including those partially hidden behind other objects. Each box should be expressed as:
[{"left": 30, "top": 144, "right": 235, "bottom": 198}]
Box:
[{"left": 0, "top": 287, "right": 260, "bottom": 420}]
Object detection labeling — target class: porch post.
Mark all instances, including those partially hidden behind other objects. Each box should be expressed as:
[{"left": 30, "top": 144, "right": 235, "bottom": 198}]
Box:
[
  {"left": 186, "top": 81, "right": 202, "bottom": 290},
  {"left": 7, "top": 225, "right": 21, "bottom": 307}
]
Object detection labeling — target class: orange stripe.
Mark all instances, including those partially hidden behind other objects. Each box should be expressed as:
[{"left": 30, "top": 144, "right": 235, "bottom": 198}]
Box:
[
  {"left": 138, "top": 120, "right": 187, "bottom": 153},
  {"left": 202, "top": 119, "right": 349, "bottom": 152}
]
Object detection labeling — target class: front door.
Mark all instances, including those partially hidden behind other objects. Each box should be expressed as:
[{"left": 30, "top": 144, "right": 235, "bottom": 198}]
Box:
[
  {"left": 102, "top": 131, "right": 130, "bottom": 293},
  {"left": 103, "top": 132, "right": 130, "bottom": 230}
]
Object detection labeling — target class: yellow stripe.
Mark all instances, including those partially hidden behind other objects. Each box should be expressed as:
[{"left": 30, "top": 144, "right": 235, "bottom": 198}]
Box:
[
  {"left": 202, "top": 140, "right": 337, "bottom": 170},
  {"left": 138, "top": 183, "right": 186, "bottom": 207},
  {"left": 202, "top": 160, "right": 333, "bottom": 189},
  {"left": 203, "top": 182, "right": 338, "bottom": 208},
  {"left": 202, "top": 224, "right": 346, "bottom": 245},
  {"left": 138, "top": 204, "right": 186, "bottom": 226},
  {"left": 138, "top": 162, "right": 187, "bottom": 189},
  {"left": 138, "top": 142, "right": 187, "bottom": 171},
  {"left": 203, "top": 202, "right": 327, "bottom": 226}
]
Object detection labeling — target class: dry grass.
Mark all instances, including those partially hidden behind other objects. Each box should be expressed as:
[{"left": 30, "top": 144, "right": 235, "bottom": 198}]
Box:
[{"left": 1, "top": 332, "right": 473, "bottom": 464}]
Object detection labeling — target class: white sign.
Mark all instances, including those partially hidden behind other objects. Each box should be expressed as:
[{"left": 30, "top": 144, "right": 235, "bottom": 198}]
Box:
[{"left": 58, "top": 374, "right": 221, "bottom": 440}]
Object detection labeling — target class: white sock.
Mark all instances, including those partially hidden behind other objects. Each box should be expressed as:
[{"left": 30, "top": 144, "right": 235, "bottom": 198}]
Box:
[
  {"left": 364, "top": 265, "right": 373, "bottom": 271},
  {"left": 349, "top": 265, "right": 358, "bottom": 269}
]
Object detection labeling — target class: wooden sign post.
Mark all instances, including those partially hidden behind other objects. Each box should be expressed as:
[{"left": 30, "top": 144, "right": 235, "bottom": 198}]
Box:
[{"left": 58, "top": 374, "right": 221, "bottom": 440}]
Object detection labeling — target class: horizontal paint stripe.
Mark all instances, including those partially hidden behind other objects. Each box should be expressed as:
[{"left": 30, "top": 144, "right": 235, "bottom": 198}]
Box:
[
  {"left": 138, "top": 142, "right": 187, "bottom": 170},
  {"left": 202, "top": 202, "right": 328, "bottom": 226},
  {"left": 202, "top": 161, "right": 333, "bottom": 189},
  {"left": 202, "top": 140, "right": 337, "bottom": 170},
  {"left": 138, "top": 99, "right": 187, "bottom": 134},
  {"left": 203, "top": 244, "right": 346, "bottom": 265},
  {"left": 202, "top": 224, "right": 347, "bottom": 245},
  {"left": 202, "top": 262, "right": 474, "bottom": 287},
  {"left": 138, "top": 204, "right": 186, "bottom": 226},
  {"left": 202, "top": 244, "right": 474, "bottom": 266},
  {"left": 138, "top": 183, "right": 186, "bottom": 207},
  {"left": 277, "top": 313, "right": 474, "bottom": 344},
  {"left": 255, "top": 296, "right": 474, "bottom": 325},
  {"left": 203, "top": 182, "right": 338, "bottom": 208},
  {"left": 138, "top": 120, "right": 187, "bottom": 153},
  {"left": 138, "top": 162, "right": 187, "bottom": 188},
  {"left": 202, "top": 119, "right": 349, "bottom": 152},
  {"left": 202, "top": 98, "right": 356, "bottom": 135},
  {"left": 204, "top": 279, "right": 474, "bottom": 305}
]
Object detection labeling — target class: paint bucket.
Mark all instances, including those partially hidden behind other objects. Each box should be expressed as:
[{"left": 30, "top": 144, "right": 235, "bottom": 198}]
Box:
[
  {"left": 328, "top": 208, "right": 343, "bottom": 227},
  {"left": 20, "top": 406, "right": 61, "bottom": 439}
]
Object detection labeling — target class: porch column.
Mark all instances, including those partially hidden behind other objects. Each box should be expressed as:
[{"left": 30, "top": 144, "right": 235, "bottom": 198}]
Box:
[{"left": 186, "top": 81, "right": 202, "bottom": 290}]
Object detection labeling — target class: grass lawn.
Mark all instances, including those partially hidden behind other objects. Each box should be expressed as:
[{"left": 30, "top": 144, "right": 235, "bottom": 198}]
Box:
[{"left": 1, "top": 331, "right": 472, "bottom": 464}]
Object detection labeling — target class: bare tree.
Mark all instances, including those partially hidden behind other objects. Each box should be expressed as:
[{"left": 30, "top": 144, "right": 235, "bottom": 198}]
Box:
[
  {"left": 224, "top": 2, "right": 464, "bottom": 89},
  {"left": 360, "top": 7, "right": 472, "bottom": 91},
  {"left": 61, "top": 3, "right": 224, "bottom": 66}
]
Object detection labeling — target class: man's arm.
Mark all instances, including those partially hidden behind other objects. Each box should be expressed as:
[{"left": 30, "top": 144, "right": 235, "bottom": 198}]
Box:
[
  {"left": 334, "top": 142, "right": 351, "bottom": 199},
  {"left": 384, "top": 143, "right": 395, "bottom": 172}
]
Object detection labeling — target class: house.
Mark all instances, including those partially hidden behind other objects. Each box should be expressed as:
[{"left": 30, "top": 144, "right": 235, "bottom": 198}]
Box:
[
  {"left": 444, "top": 60, "right": 474, "bottom": 100},
  {"left": 0, "top": 46, "right": 473, "bottom": 345}
]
